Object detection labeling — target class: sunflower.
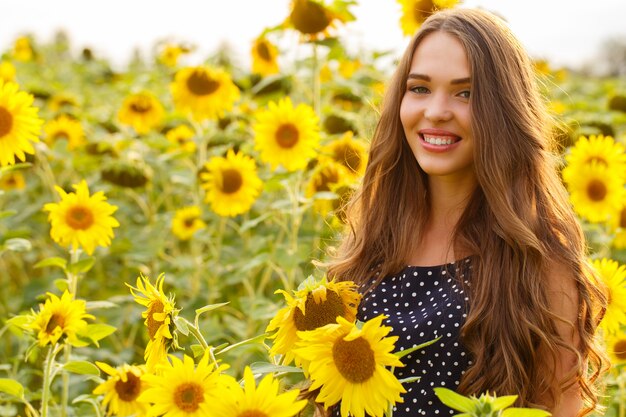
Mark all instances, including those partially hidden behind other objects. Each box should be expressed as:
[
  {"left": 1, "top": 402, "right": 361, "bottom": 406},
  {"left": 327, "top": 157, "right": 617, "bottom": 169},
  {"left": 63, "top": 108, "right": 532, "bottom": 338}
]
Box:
[
  {"left": 0, "top": 61, "right": 16, "bottom": 83},
  {"left": 564, "top": 161, "right": 626, "bottom": 223},
  {"left": 48, "top": 93, "right": 79, "bottom": 112},
  {"left": 266, "top": 276, "right": 361, "bottom": 365},
  {"left": 165, "top": 125, "right": 196, "bottom": 153},
  {"left": 171, "top": 66, "right": 240, "bottom": 122},
  {"left": 127, "top": 274, "right": 179, "bottom": 372},
  {"left": 563, "top": 135, "right": 626, "bottom": 182},
  {"left": 253, "top": 97, "right": 320, "bottom": 171},
  {"left": 93, "top": 362, "right": 149, "bottom": 417},
  {"left": 13, "top": 36, "right": 34, "bottom": 61},
  {"left": 200, "top": 149, "right": 262, "bottom": 217},
  {"left": 287, "top": 0, "right": 354, "bottom": 41},
  {"left": 118, "top": 92, "right": 165, "bottom": 135},
  {"left": 611, "top": 206, "right": 626, "bottom": 249},
  {"left": 604, "top": 331, "right": 626, "bottom": 370},
  {"left": 138, "top": 351, "right": 234, "bottom": 417},
  {"left": 43, "top": 180, "right": 120, "bottom": 255},
  {"left": 294, "top": 315, "right": 406, "bottom": 417},
  {"left": 592, "top": 258, "right": 626, "bottom": 335},
  {"left": 158, "top": 44, "right": 189, "bottom": 68},
  {"left": 171, "top": 206, "right": 206, "bottom": 241},
  {"left": 251, "top": 36, "right": 279, "bottom": 76},
  {"left": 44, "top": 115, "right": 85, "bottom": 150},
  {"left": 0, "top": 171, "right": 26, "bottom": 190},
  {"left": 210, "top": 367, "right": 307, "bottom": 417},
  {"left": 397, "top": 0, "right": 460, "bottom": 36},
  {"left": 321, "top": 131, "right": 368, "bottom": 181},
  {"left": 306, "top": 161, "right": 347, "bottom": 215},
  {"left": 0, "top": 80, "right": 43, "bottom": 166},
  {"left": 28, "top": 291, "right": 94, "bottom": 347}
]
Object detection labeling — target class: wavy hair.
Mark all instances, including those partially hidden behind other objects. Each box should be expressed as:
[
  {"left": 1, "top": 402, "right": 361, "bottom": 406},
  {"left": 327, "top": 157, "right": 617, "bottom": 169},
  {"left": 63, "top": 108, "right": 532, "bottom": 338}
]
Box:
[{"left": 326, "top": 8, "right": 607, "bottom": 415}]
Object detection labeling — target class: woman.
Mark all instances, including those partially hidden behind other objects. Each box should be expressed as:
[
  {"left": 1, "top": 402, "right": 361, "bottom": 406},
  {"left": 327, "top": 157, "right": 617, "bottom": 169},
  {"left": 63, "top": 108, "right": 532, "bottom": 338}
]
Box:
[{"left": 326, "top": 8, "right": 607, "bottom": 417}]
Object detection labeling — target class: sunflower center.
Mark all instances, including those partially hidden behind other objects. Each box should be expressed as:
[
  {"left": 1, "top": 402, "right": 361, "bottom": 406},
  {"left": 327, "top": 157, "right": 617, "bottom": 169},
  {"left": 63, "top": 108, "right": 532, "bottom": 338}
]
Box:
[
  {"left": 332, "top": 335, "right": 376, "bottom": 383},
  {"left": 238, "top": 411, "right": 269, "bottom": 417},
  {"left": 257, "top": 41, "right": 272, "bottom": 62},
  {"left": 336, "top": 145, "right": 361, "bottom": 173},
  {"left": 620, "top": 208, "right": 626, "bottom": 228},
  {"left": 45, "top": 313, "right": 65, "bottom": 334},
  {"left": 186, "top": 71, "right": 220, "bottom": 96},
  {"left": 275, "top": 124, "right": 299, "bottom": 149},
  {"left": 220, "top": 168, "right": 243, "bottom": 194},
  {"left": 314, "top": 168, "right": 340, "bottom": 193},
  {"left": 54, "top": 131, "right": 69, "bottom": 141},
  {"left": 0, "top": 106, "right": 13, "bottom": 138},
  {"left": 184, "top": 217, "right": 196, "bottom": 228},
  {"left": 114, "top": 372, "right": 142, "bottom": 402},
  {"left": 614, "top": 340, "right": 626, "bottom": 361},
  {"left": 130, "top": 97, "right": 153, "bottom": 114},
  {"left": 173, "top": 382, "right": 204, "bottom": 412},
  {"left": 146, "top": 300, "right": 165, "bottom": 339},
  {"left": 293, "top": 290, "right": 345, "bottom": 331},
  {"left": 413, "top": 0, "right": 435, "bottom": 24},
  {"left": 586, "top": 179, "right": 607, "bottom": 202},
  {"left": 65, "top": 206, "right": 95, "bottom": 230},
  {"left": 290, "top": 0, "right": 332, "bottom": 35}
]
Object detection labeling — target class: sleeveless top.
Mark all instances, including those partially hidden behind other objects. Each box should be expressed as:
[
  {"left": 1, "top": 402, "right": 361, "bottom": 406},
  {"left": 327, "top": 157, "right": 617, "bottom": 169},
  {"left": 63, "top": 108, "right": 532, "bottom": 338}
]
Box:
[{"left": 332, "top": 258, "right": 472, "bottom": 417}]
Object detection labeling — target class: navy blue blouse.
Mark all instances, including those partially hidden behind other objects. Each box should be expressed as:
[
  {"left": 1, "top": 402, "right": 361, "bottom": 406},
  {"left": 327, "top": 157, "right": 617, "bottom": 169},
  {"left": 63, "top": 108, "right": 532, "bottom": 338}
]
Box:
[{"left": 333, "top": 258, "right": 473, "bottom": 417}]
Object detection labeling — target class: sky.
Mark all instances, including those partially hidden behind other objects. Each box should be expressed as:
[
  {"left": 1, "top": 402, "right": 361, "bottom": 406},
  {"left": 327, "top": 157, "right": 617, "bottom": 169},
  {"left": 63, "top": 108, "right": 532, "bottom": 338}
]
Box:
[{"left": 1, "top": 0, "right": 625, "bottom": 71}]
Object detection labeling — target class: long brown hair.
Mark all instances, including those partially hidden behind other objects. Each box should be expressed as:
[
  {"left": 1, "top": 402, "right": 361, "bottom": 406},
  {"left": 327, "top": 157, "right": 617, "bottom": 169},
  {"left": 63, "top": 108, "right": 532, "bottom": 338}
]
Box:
[{"left": 327, "top": 8, "right": 607, "bottom": 415}]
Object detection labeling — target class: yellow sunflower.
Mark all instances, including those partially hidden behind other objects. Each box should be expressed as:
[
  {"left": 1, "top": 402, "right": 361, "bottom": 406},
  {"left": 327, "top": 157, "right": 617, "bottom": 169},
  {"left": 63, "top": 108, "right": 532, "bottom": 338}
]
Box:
[
  {"left": 592, "top": 258, "right": 626, "bottom": 335},
  {"left": 171, "top": 66, "right": 240, "bottom": 122},
  {"left": 604, "top": 331, "right": 626, "bottom": 370},
  {"left": 138, "top": 351, "right": 234, "bottom": 417},
  {"left": 253, "top": 97, "right": 320, "bottom": 171},
  {"left": 158, "top": 44, "right": 189, "bottom": 68},
  {"left": 127, "top": 274, "right": 179, "bottom": 372},
  {"left": 210, "top": 367, "right": 307, "bottom": 417},
  {"left": 564, "top": 161, "right": 626, "bottom": 223},
  {"left": 171, "top": 206, "right": 206, "bottom": 241},
  {"left": 200, "top": 149, "right": 262, "bottom": 217},
  {"left": 306, "top": 161, "right": 348, "bottom": 215},
  {"left": 165, "top": 125, "right": 196, "bottom": 153},
  {"left": 266, "top": 276, "right": 361, "bottom": 365},
  {"left": 44, "top": 114, "right": 85, "bottom": 150},
  {"left": 611, "top": 206, "right": 626, "bottom": 249},
  {"left": 0, "top": 171, "right": 26, "bottom": 190},
  {"left": 28, "top": 291, "right": 94, "bottom": 347},
  {"left": 287, "top": 0, "right": 354, "bottom": 41},
  {"left": 397, "top": 0, "right": 460, "bottom": 36},
  {"left": 294, "top": 315, "right": 406, "bottom": 417},
  {"left": 118, "top": 92, "right": 165, "bottom": 135},
  {"left": 43, "top": 180, "right": 120, "bottom": 255},
  {"left": 93, "top": 362, "right": 149, "bottom": 417},
  {"left": 13, "top": 36, "right": 34, "bottom": 61},
  {"left": 563, "top": 135, "right": 626, "bottom": 182},
  {"left": 0, "top": 61, "right": 16, "bottom": 83},
  {"left": 251, "top": 36, "right": 280, "bottom": 76},
  {"left": 48, "top": 93, "right": 79, "bottom": 112},
  {"left": 321, "top": 131, "right": 369, "bottom": 181},
  {"left": 0, "top": 80, "right": 43, "bottom": 166}
]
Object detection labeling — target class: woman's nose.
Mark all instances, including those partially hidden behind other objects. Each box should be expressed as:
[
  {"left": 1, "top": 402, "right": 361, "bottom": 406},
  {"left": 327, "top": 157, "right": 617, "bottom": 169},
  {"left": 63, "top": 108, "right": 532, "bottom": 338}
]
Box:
[{"left": 424, "top": 93, "right": 452, "bottom": 123}]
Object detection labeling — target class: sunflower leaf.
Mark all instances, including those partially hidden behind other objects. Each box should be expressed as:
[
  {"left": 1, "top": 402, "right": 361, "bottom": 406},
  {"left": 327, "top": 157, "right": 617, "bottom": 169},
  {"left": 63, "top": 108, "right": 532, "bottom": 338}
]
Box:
[
  {"left": 0, "top": 210, "right": 17, "bottom": 220},
  {"left": 249, "top": 361, "right": 303, "bottom": 375},
  {"left": 394, "top": 336, "right": 441, "bottom": 359},
  {"left": 2, "top": 238, "right": 31, "bottom": 252},
  {"left": 492, "top": 395, "right": 519, "bottom": 410},
  {"left": 174, "top": 316, "right": 190, "bottom": 336},
  {"left": 433, "top": 388, "right": 476, "bottom": 413},
  {"left": 81, "top": 324, "right": 116, "bottom": 346},
  {"left": 63, "top": 361, "right": 100, "bottom": 376},
  {"left": 0, "top": 378, "right": 24, "bottom": 399},
  {"left": 213, "top": 333, "right": 267, "bottom": 355},
  {"left": 195, "top": 302, "right": 229, "bottom": 319},
  {"left": 502, "top": 408, "right": 552, "bottom": 417},
  {"left": 34, "top": 256, "right": 68, "bottom": 270},
  {"left": 67, "top": 257, "right": 95, "bottom": 274}
]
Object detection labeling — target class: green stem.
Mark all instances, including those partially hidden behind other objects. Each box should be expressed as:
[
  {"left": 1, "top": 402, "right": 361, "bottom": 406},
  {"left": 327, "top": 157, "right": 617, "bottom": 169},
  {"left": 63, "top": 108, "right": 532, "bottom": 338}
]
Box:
[
  {"left": 41, "top": 344, "right": 60, "bottom": 417},
  {"left": 312, "top": 43, "right": 321, "bottom": 117},
  {"left": 61, "top": 248, "right": 80, "bottom": 417},
  {"left": 187, "top": 322, "right": 209, "bottom": 351},
  {"left": 619, "top": 374, "right": 625, "bottom": 417}
]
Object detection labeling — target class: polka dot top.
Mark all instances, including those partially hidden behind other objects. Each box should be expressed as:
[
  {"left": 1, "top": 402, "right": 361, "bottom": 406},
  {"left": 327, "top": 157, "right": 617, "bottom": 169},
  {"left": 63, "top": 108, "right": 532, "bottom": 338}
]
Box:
[{"left": 333, "top": 258, "right": 472, "bottom": 417}]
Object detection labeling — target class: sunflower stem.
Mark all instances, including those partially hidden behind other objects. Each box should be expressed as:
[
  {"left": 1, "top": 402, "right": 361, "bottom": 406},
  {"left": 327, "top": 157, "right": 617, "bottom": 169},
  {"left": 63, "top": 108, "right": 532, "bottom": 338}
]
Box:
[
  {"left": 187, "top": 321, "right": 209, "bottom": 351},
  {"left": 619, "top": 373, "right": 625, "bottom": 417},
  {"left": 41, "top": 344, "right": 61, "bottom": 417},
  {"left": 312, "top": 43, "right": 321, "bottom": 117}
]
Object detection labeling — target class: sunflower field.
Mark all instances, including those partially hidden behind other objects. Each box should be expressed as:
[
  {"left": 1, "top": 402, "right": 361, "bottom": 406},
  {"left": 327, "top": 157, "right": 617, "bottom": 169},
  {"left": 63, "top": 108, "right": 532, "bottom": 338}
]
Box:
[{"left": 1, "top": 1, "right": 626, "bottom": 416}]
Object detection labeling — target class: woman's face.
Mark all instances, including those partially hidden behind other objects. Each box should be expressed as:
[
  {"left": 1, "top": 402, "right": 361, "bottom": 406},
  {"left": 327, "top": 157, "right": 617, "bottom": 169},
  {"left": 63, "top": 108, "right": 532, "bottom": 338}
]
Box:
[{"left": 400, "top": 31, "right": 474, "bottom": 182}]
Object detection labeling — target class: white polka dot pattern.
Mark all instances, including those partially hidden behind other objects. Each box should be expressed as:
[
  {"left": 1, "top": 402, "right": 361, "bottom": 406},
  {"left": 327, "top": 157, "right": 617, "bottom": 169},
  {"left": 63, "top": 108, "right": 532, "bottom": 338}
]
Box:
[{"left": 332, "top": 258, "right": 472, "bottom": 417}]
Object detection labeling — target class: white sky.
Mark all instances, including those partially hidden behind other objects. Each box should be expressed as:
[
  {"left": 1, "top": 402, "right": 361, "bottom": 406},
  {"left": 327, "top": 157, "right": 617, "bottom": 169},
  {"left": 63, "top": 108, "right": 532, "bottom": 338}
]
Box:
[{"left": 1, "top": 0, "right": 625, "bottom": 70}]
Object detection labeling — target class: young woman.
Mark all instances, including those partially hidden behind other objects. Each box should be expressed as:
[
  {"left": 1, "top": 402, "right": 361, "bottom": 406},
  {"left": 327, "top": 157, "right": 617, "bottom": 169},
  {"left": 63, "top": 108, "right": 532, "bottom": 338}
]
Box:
[{"left": 326, "top": 8, "right": 607, "bottom": 417}]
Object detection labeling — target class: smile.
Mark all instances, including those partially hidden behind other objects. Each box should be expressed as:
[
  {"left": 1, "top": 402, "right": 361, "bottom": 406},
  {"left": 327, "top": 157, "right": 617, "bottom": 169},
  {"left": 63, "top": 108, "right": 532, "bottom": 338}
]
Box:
[{"left": 422, "top": 135, "right": 460, "bottom": 146}]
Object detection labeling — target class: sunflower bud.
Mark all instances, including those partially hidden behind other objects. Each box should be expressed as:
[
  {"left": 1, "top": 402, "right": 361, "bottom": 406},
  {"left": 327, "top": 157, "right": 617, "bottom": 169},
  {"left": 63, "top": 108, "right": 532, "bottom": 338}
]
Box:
[
  {"left": 609, "top": 94, "right": 626, "bottom": 113},
  {"left": 101, "top": 160, "right": 151, "bottom": 188}
]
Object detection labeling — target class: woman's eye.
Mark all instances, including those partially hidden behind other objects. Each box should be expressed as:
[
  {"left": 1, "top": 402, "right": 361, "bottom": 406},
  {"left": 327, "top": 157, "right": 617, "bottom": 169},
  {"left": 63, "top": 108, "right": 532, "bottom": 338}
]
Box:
[
  {"left": 458, "top": 90, "right": 471, "bottom": 99},
  {"left": 410, "top": 86, "right": 429, "bottom": 94}
]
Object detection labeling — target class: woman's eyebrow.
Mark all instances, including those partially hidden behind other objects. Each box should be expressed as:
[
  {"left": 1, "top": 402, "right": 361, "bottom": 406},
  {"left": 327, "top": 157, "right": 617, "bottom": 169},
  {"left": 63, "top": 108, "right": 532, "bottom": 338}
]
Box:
[{"left": 407, "top": 73, "right": 471, "bottom": 85}]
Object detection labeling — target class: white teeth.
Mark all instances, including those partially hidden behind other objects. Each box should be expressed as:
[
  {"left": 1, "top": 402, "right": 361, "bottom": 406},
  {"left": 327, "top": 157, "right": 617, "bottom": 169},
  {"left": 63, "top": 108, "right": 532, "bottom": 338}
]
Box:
[{"left": 423, "top": 135, "right": 457, "bottom": 146}]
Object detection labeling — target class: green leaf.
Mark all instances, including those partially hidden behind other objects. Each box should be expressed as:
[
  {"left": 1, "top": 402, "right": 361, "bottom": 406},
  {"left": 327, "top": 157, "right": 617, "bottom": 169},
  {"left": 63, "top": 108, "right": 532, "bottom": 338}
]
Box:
[
  {"left": 194, "top": 302, "right": 229, "bottom": 321},
  {"left": 81, "top": 324, "right": 116, "bottom": 346},
  {"left": 85, "top": 300, "right": 117, "bottom": 310},
  {"left": 174, "top": 316, "right": 189, "bottom": 336},
  {"left": 433, "top": 388, "right": 476, "bottom": 413},
  {"left": 54, "top": 279, "right": 69, "bottom": 292},
  {"left": 397, "top": 376, "right": 421, "bottom": 384},
  {"left": 0, "top": 210, "right": 17, "bottom": 220},
  {"left": 214, "top": 334, "right": 267, "bottom": 355},
  {"left": 492, "top": 395, "right": 519, "bottom": 411},
  {"left": 0, "top": 379, "right": 24, "bottom": 399},
  {"left": 502, "top": 408, "right": 551, "bottom": 417},
  {"left": 394, "top": 337, "right": 441, "bottom": 359},
  {"left": 249, "top": 362, "right": 303, "bottom": 375},
  {"left": 63, "top": 361, "right": 100, "bottom": 376},
  {"left": 190, "top": 344, "right": 205, "bottom": 358},
  {"left": 34, "top": 257, "right": 68, "bottom": 270},
  {"left": 67, "top": 257, "right": 95, "bottom": 274},
  {"left": 2, "top": 238, "right": 31, "bottom": 252}
]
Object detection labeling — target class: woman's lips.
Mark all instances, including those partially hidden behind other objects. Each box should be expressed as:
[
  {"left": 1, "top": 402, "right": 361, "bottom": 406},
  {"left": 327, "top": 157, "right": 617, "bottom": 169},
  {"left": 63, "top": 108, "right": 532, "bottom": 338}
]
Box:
[{"left": 418, "top": 128, "right": 462, "bottom": 152}]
